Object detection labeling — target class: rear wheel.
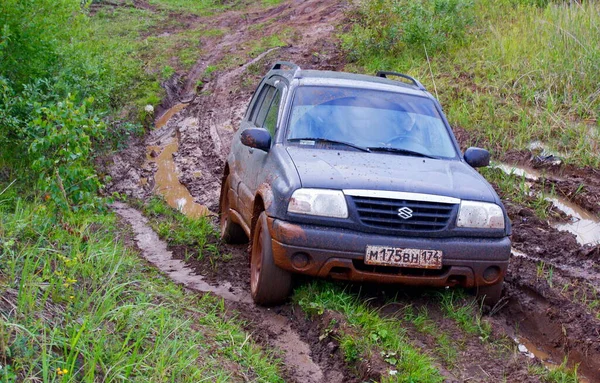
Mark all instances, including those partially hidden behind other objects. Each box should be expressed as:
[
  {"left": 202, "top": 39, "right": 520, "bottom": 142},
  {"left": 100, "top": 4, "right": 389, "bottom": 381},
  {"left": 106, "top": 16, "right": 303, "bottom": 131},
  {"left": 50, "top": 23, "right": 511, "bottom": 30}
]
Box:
[
  {"left": 250, "top": 212, "right": 292, "bottom": 305},
  {"left": 475, "top": 281, "right": 504, "bottom": 307},
  {"left": 219, "top": 176, "right": 246, "bottom": 244}
]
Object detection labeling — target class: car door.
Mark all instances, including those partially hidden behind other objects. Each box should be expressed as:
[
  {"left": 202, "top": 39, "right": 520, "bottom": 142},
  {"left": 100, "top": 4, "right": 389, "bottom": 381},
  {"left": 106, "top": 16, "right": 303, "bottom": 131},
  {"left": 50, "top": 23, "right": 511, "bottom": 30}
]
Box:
[
  {"left": 246, "top": 85, "right": 284, "bottom": 193},
  {"left": 236, "top": 82, "right": 277, "bottom": 225}
]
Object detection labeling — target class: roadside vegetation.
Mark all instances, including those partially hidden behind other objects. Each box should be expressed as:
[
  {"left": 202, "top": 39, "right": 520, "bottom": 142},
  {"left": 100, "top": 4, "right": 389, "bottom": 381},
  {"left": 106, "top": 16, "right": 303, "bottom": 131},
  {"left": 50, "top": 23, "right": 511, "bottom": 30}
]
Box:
[
  {"left": 0, "top": 0, "right": 285, "bottom": 381},
  {"left": 1, "top": 0, "right": 595, "bottom": 381},
  {"left": 0, "top": 186, "right": 284, "bottom": 382},
  {"left": 342, "top": 0, "right": 600, "bottom": 168}
]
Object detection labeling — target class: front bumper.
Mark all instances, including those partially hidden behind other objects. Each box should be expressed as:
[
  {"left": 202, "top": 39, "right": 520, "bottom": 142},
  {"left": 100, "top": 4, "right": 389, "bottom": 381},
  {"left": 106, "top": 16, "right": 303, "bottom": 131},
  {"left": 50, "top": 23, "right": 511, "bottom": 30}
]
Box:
[{"left": 268, "top": 218, "right": 511, "bottom": 288}]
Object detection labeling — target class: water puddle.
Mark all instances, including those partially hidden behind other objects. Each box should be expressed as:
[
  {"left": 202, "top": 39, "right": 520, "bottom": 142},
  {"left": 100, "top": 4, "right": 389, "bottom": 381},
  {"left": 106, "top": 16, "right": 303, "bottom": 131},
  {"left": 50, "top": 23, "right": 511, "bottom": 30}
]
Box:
[
  {"left": 547, "top": 198, "right": 600, "bottom": 246},
  {"left": 145, "top": 103, "right": 210, "bottom": 217},
  {"left": 516, "top": 336, "right": 591, "bottom": 383},
  {"left": 493, "top": 162, "right": 542, "bottom": 181},
  {"left": 156, "top": 103, "right": 188, "bottom": 129},
  {"left": 495, "top": 163, "right": 600, "bottom": 246},
  {"left": 516, "top": 336, "right": 553, "bottom": 364},
  {"left": 262, "top": 313, "right": 325, "bottom": 383},
  {"left": 113, "top": 202, "right": 250, "bottom": 302},
  {"left": 112, "top": 202, "right": 325, "bottom": 383}
]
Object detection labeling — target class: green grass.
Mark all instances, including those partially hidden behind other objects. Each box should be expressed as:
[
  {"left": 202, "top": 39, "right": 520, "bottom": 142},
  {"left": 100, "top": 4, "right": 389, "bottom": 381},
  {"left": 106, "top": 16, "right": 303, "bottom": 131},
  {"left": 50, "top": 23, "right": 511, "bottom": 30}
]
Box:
[
  {"left": 402, "top": 305, "right": 458, "bottom": 367},
  {"left": 529, "top": 359, "right": 580, "bottom": 383},
  {"left": 0, "top": 188, "right": 283, "bottom": 382},
  {"left": 135, "top": 197, "right": 226, "bottom": 263},
  {"left": 294, "top": 282, "right": 443, "bottom": 383},
  {"left": 246, "top": 28, "right": 296, "bottom": 58},
  {"left": 438, "top": 290, "right": 492, "bottom": 341},
  {"left": 480, "top": 166, "right": 556, "bottom": 219},
  {"left": 147, "top": 0, "right": 242, "bottom": 15},
  {"left": 342, "top": 0, "right": 600, "bottom": 168}
]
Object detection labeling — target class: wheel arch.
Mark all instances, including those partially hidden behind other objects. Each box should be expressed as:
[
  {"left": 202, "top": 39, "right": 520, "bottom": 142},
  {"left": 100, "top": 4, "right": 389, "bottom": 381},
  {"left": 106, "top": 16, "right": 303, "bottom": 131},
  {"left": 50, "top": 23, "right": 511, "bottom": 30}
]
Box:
[{"left": 251, "top": 183, "right": 275, "bottom": 237}]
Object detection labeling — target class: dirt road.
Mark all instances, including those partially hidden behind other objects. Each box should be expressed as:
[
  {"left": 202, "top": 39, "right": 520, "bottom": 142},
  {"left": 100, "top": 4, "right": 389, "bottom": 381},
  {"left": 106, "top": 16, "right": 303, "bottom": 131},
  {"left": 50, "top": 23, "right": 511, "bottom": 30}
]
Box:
[{"left": 107, "top": 1, "right": 600, "bottom": 381}]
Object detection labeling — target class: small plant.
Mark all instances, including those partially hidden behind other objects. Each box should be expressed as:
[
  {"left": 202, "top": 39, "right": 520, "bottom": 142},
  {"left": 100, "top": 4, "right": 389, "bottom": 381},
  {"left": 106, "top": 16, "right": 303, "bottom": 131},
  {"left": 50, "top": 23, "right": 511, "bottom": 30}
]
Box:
[
  {"left": 204, "top": 65, "right": 217, "bottom": 77},
  {"left": 161, "top": 65, "right": 176, "bottom": 79}
]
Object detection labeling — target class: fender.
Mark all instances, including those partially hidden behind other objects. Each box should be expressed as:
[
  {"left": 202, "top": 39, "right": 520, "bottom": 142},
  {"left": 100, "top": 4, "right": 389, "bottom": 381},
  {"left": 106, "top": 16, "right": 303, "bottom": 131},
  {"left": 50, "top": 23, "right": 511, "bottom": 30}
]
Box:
[{"left": 251, "top": 182, "right": 275, "bottom": 236}]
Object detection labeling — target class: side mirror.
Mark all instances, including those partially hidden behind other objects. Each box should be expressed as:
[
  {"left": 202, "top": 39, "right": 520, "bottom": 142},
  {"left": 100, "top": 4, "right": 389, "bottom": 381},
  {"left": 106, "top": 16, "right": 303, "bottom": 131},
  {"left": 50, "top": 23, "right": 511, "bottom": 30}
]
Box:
[
  {"left": 240, "top": 128, "right": 271, "bottom": 152},
  {"left": 464, "top": 147, "right": 490, "bottom": 168}
]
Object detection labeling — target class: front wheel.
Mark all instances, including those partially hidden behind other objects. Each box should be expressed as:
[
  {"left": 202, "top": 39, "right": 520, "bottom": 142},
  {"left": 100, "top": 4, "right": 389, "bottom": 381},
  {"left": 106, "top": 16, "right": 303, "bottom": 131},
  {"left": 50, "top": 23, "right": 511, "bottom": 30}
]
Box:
[
  {"left": 475, "top": 281, "right": 504, "bottom": 307},
  {"left": 250, "top": 212, "right": 292, "bottom": 305}
]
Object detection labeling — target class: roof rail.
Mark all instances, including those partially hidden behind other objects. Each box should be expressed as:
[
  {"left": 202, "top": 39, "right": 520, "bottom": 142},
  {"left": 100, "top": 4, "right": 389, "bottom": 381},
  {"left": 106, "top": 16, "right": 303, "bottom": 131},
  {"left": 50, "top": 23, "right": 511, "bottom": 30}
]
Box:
[
  {"left": 376, "top": 71, "right": 426, "bottom": 91},
  {"left": 271, "top": 61, "right": 300, "bottom": 71}
]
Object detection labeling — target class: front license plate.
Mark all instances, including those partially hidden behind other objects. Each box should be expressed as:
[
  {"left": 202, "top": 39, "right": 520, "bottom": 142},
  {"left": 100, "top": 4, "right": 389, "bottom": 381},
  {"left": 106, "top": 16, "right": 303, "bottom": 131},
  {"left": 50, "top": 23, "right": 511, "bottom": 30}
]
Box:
[{"left": 365, "top": 245, "right": 443, "bottom": 269}]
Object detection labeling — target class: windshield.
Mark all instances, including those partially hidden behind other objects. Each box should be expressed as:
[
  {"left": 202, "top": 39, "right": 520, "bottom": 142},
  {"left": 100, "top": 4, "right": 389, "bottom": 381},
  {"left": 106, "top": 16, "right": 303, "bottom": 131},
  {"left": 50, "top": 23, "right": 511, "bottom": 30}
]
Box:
[{"left": 286, "top": 86, "right": 457, "bottom": 158}]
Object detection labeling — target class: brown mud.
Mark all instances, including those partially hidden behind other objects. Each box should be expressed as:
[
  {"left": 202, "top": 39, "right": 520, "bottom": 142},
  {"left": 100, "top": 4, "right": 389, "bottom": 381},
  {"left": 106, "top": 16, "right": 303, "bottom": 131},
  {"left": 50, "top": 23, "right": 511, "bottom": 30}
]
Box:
[{"left": 105, "top": 0, "right": 600, "bottom": 381}]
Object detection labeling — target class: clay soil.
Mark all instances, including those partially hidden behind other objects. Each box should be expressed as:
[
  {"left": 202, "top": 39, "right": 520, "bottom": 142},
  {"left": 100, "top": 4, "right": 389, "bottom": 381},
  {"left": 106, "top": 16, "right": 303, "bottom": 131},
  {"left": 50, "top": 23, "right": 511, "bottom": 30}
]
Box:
[{"left": 106, "top": 1, "right": 600, "bottom": 381}]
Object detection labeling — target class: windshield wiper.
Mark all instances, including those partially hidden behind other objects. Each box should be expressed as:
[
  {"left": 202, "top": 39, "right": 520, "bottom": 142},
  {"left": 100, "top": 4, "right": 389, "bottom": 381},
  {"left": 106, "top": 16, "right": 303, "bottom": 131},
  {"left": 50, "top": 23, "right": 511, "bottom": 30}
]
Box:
[
  {"left": 288, "top": 137, "right": 370, "bottom": 153},
  {"left": 367, "top": 146, "right": 438, "bottom": 159}
]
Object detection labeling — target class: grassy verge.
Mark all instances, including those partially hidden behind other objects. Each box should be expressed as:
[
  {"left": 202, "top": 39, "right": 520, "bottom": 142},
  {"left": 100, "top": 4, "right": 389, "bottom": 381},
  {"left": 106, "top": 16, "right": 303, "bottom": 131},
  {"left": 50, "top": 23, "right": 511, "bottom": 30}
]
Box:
[
  {"left": 0, "top": 188, "right": 283, "bottom": 382},
  {"left": 294, "top": 282, "right": 443, "bottom": 383},
  {"left": 133, "top": 197, "right": 232, "bottom": 266}
]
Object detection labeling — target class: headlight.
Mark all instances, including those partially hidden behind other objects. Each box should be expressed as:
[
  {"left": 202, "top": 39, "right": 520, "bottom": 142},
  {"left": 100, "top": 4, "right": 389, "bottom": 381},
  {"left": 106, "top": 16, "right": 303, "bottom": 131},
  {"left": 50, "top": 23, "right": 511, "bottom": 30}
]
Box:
[
  {"left": 457, "top": 201, "right": 505, "bottom": 229},
  {"left": 288, "top": 189, "right": 348, "bottom": 218}
]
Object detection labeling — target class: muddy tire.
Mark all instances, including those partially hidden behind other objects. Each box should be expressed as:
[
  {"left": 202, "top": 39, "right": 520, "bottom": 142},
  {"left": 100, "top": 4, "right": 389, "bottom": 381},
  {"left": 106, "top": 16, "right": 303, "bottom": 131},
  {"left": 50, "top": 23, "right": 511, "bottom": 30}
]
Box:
[
  {"left": 475, "top": 281, "right": 504, "bottom": 307},
  {"left": 219, "top": 176, "right": 247, "bottom": 244},
  {"left": 250, "top": 212, "right": 292, "bottom": 305}
]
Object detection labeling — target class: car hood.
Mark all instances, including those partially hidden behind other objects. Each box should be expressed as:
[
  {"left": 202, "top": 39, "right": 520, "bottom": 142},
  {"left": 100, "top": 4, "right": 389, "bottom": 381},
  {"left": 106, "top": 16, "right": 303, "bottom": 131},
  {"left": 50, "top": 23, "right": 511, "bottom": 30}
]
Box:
[{"left": 286, "top": 147, "right": 497, "bottom": 203}]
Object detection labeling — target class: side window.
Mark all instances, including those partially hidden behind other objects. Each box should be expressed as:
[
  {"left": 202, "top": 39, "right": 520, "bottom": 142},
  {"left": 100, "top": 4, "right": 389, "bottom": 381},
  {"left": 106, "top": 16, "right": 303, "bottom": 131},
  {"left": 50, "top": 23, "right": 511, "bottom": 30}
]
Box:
[
  {"left": 248, "top": 85, "right": 269, "bottom": 123},
  {"left": 262, "top": 90, "right": 281, "bottom": 136},
  {"left": 254, "top": 86, "right": 276, "bottom": 127}
]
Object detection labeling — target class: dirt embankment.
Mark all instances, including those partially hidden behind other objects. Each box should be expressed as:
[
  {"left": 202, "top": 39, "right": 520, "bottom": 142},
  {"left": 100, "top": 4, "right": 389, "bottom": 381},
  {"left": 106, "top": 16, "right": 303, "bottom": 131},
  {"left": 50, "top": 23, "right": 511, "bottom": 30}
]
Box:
[{"left": 106, "top": 0, "right": 600, "bottom": 381}]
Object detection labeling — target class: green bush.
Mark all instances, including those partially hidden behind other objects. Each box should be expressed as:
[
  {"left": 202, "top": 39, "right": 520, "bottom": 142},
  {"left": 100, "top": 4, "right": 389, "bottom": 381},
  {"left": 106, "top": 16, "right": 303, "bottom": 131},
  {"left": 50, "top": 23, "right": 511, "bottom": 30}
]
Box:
[
  {"left": 0, "top": 1, "right": 148, "bottom": 210},
  {"left": 342, "top": 0, "right": 474, "bottom": 62}
]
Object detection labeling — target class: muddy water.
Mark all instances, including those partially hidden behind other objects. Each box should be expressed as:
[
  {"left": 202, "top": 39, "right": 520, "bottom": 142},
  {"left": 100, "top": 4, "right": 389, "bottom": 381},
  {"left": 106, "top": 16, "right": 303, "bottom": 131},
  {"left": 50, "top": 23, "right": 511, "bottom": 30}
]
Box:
[
  {"left": 519, "top": 335, "right": 593, "bottom": 383},
  {"left": 495, "top": 163, "right": 600, "bottom": 245},
  {"left": 515, "top": 336, "right": 593, "bottom": 383},
  {"left": 146, "top": 104, "right": 210, "bottom": 217},
  {"left": 548, "top": 197, "right": 600, "bottom": 246},
  {"left": 156, "top": 103, "right": 188, "bottom": 129},
  {"left": 147, "top": 139, "right": 210, "bottom": 217},
  {"left": 113, "top": 202, "right": 250, "bottom": 302},
  {"left": 493, "top": 163, "right": 543, "bottom": 181},
  {"left": 112, "top": 202, "right": 326, "bottom": 383}
]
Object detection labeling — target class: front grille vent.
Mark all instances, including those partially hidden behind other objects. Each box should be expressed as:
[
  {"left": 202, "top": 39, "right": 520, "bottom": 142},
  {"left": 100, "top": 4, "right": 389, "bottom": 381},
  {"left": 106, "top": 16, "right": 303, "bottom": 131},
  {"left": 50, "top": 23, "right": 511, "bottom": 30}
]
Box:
[{"left": 351, "top": 196, "right": 456, "bottom": 231}]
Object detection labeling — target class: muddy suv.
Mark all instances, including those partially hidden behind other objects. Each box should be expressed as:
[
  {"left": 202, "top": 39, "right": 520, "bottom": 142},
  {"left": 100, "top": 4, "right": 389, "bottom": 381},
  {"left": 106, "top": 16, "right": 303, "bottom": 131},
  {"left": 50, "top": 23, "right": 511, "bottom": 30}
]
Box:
[{"left": 219, "top": 61, "right": 511, "bottom": 306}]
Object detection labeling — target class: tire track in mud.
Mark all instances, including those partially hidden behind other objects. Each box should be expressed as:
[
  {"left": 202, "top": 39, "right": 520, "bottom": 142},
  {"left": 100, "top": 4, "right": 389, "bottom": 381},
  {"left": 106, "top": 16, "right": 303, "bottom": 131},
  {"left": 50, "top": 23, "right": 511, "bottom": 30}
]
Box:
[{"left": 112, "top": 202, "right": 341, "bottom": 383}]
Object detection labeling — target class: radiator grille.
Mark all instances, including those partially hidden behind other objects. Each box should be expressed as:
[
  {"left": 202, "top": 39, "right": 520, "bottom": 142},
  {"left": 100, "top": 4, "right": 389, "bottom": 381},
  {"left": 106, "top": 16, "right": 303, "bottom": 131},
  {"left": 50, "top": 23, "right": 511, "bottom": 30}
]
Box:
[{"left": 351, "top": 196, "right": 456, "bottom": 231}]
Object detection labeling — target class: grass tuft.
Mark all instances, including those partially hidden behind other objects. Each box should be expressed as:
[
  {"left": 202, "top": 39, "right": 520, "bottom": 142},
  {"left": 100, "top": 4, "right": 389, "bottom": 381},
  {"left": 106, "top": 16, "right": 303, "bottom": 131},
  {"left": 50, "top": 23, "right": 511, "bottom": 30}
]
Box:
[{"left": 294, "top": 282, "right": 443, "bottom": 383}]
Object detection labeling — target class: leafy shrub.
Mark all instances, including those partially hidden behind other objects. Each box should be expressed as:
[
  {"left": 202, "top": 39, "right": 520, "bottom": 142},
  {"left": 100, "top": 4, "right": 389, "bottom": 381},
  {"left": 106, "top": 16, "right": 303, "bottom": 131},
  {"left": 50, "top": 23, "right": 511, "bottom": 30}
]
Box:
[
  {"left": 341, "top": 0, "right": 474, "bottom": 62},
  {"left": 0, "top": 0, "right": 149, "bottom": 210}
]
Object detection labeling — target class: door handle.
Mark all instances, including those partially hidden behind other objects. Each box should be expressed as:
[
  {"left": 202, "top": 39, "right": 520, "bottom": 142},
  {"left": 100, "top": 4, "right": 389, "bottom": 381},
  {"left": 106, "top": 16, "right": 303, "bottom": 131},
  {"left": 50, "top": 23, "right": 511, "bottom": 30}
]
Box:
[{"left": 248, "top": 148, "right": 254, "bottom": 154}]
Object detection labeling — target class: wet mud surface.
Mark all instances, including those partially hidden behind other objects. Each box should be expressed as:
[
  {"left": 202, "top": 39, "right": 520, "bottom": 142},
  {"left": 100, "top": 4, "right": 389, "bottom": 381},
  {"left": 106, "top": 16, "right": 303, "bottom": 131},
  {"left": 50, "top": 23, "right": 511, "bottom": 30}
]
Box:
[{"left": 105, "top": 0, "right": 600, "bottom": 381}]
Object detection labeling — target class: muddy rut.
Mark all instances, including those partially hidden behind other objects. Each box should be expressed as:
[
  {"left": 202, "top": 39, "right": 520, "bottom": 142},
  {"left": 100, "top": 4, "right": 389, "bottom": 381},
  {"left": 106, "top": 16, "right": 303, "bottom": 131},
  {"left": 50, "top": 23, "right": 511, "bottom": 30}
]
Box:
[{"left": 106, "top": 0, "right": 600, "bottom": 381}]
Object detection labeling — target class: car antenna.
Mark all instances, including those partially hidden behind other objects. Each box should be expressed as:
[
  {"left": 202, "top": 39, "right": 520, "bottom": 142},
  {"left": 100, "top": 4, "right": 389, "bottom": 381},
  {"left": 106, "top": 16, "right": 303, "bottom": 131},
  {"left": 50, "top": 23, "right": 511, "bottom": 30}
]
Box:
[{"left": 423, "top": 44, "right": 439, "bottom": 100}]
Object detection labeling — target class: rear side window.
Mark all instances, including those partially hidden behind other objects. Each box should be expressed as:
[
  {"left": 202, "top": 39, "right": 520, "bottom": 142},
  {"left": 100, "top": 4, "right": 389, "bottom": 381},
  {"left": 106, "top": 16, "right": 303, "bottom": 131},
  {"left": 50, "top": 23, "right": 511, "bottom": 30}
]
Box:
[
  {"left": 263, "top": 90, "right": 282, "bottom": 136},
  {"left": 250, "top": 85, "right": 276, "bottom": 126}
]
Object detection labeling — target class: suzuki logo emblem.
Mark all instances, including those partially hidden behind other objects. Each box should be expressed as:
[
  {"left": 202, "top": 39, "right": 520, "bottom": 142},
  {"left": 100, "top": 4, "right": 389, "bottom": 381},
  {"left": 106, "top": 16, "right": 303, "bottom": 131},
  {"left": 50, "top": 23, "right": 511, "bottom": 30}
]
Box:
[{"left": 397, "top": 207, "right": 413, "bottom": 219}]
